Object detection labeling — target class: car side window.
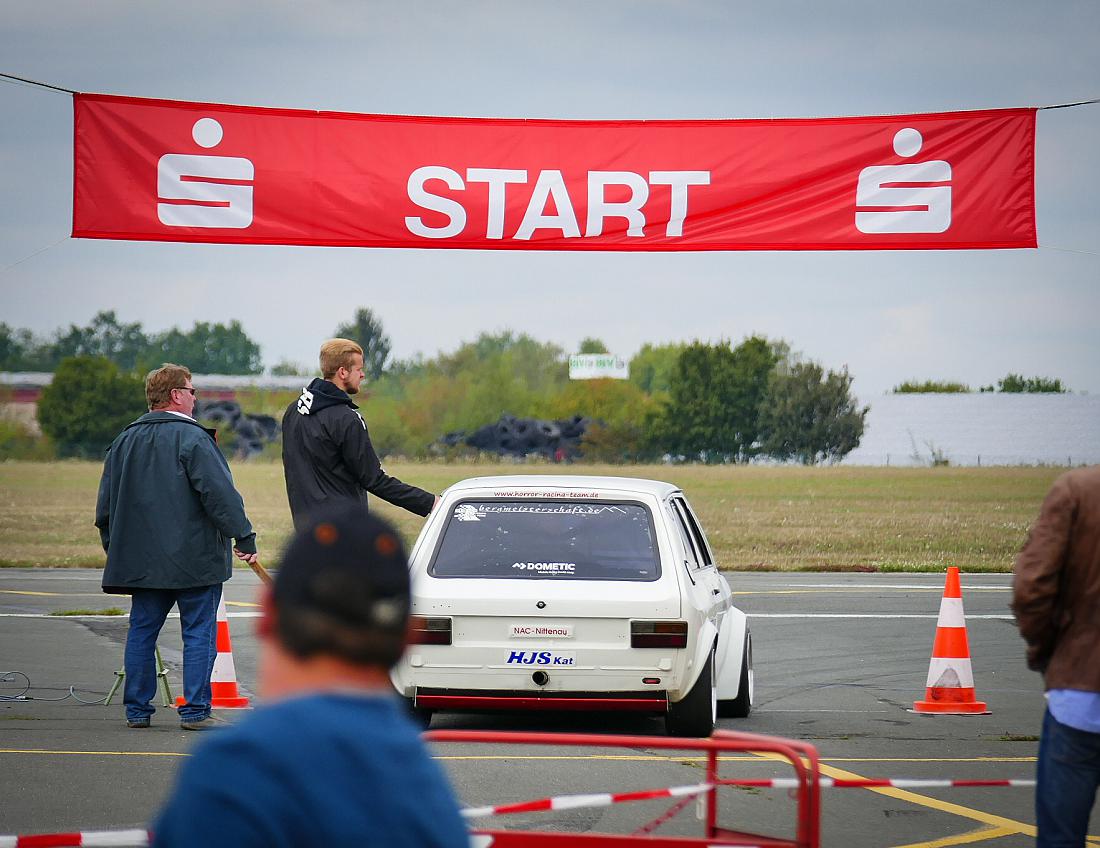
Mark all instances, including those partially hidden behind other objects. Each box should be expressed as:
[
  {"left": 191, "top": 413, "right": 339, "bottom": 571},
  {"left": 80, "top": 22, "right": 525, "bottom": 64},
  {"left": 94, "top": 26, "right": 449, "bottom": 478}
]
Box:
[
  {"left": 678, "top": 498, "right": 715, "bottom": 568},
  {"left": 668, "top": 499, "right": 702, "bottom": 569}
]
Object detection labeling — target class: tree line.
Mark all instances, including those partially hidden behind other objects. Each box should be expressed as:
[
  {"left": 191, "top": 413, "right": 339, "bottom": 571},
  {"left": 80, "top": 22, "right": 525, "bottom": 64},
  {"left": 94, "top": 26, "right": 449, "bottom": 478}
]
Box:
[
  {"left": 0, "top": 311, "right": 262, "bottom": 375},
  {"left": 893, "top": 375, "right": 1067, "bottom": 393},
  {"left": 6, "top": 309, "right": 867, "bottom": 464}
]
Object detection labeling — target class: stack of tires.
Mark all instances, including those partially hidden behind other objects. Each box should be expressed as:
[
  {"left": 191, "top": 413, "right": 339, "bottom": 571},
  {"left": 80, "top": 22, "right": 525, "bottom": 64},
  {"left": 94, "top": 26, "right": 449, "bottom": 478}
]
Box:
[
  {"left": 194, "top": 400, "right": 278, "bottom": 459},
  {"left": 439, "top": 414, "right": 594, "bottom": 461}
]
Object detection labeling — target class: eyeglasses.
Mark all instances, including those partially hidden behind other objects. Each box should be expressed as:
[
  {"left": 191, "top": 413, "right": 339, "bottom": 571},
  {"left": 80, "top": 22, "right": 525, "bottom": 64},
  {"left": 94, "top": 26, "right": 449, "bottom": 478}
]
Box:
[{"left": 172, "top": 386, "right": 197, "bottom": 396}]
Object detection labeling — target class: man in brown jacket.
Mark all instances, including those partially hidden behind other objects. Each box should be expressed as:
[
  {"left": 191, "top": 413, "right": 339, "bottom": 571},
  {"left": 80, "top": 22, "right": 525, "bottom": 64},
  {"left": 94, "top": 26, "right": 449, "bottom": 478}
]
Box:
[{"left": 1012, "top": 465, "right": 1100, "bottom": 847}]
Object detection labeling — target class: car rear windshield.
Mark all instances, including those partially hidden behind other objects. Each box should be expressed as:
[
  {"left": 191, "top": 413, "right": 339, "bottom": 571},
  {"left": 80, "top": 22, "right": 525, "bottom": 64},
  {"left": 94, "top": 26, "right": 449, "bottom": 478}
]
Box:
[{"left": 429, "top": 500, "right": 660, "bottom": 581}]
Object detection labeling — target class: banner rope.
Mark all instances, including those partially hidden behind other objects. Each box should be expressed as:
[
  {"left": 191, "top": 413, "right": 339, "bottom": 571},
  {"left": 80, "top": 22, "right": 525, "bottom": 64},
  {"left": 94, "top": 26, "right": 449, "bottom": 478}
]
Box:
[
  {"left": 0, "top": 72, "right": 76, "bottom": 96},
  {"left": 1037, "top": 97, "right": 1100, "bottom": 110},
  {"left": 2, "top": 71, "right": 1097, "bottom": 114}
]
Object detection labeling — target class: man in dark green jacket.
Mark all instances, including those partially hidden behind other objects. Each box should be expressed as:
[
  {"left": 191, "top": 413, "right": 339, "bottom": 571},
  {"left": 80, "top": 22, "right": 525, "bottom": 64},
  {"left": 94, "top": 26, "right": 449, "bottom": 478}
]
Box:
[{"left": 96, "top": 364, "right": 258, "bottom": 731}]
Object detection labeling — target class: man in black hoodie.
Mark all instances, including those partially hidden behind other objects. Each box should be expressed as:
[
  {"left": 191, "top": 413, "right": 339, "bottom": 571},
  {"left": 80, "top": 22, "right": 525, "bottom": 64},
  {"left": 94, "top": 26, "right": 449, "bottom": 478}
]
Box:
[{"left": 281, "top": 338, "right": 437, "bottom": 530}]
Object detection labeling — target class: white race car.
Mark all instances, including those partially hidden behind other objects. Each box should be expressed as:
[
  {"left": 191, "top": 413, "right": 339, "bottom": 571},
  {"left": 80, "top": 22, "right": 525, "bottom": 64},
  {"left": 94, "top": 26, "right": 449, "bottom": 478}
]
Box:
[{"left": 391, "top": 475, "right": 753, "bottom": 736}]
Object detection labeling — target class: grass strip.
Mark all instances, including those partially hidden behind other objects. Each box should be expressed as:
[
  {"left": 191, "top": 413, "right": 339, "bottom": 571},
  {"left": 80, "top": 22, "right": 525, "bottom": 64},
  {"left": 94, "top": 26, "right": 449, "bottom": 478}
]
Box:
[{"left": 0, "top": 461, "right": 1061, "bottom": 572}]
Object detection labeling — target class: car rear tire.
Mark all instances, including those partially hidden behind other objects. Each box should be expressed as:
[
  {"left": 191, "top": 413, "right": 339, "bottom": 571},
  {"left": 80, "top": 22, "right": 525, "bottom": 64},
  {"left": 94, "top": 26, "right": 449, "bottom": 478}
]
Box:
[
  {"left": 665, "top": 650, "right": 716, "bottom": 737},
  {"left": 719, "top": 631, "right": 753, "bottom": 718},
  {"left": 406, "top": 698, "right": 434, "bottom": 729}
]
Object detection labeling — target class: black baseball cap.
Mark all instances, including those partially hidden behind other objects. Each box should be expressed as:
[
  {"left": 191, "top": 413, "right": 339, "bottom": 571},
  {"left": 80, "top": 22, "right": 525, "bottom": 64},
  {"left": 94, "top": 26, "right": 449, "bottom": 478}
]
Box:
[{"left": 274, "top": 503, "right": 411, "bottom": 666}]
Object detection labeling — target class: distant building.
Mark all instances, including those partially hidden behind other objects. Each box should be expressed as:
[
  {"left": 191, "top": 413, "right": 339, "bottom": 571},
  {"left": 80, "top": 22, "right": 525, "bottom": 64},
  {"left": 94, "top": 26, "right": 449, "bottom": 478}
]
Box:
[{"left": 0, "top": 372, "right": 314, "bottom": 435}]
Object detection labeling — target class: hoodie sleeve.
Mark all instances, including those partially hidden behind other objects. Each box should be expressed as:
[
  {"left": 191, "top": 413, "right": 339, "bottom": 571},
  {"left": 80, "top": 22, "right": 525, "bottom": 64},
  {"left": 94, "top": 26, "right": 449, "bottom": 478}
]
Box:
[
  {"left": 182, "top": 434, "right": 256, "bottom": 544},
  {"left": 336, "top": 409, "right": 435, "bottom": 516}
]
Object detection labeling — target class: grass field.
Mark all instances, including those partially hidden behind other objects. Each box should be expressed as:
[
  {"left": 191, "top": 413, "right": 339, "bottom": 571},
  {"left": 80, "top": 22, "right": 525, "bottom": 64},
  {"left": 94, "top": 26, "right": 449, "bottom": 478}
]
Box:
[{"left": 0, "top": 461, "right": 1062, "bottom": 572}]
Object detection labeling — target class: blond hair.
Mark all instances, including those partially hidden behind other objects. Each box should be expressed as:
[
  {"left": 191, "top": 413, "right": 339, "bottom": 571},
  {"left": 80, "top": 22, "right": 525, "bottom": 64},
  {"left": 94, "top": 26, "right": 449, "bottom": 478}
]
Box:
[
  {"left": 319, "top": 338, "right": 364, "bottom": 380},
  {"left": 146, "top": 364, "right": 192, "bottom": 410}
]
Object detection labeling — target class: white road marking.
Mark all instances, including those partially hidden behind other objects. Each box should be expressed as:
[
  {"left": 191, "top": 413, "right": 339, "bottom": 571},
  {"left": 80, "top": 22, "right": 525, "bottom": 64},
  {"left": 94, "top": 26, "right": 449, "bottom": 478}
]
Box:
[{"left": 748, "top": 613, "right": 1014, "bottom": 620}]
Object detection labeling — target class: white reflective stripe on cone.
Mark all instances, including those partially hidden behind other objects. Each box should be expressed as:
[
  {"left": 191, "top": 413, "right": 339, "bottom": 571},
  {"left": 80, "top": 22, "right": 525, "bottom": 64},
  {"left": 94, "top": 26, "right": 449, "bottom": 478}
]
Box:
[
  {"left": 211, "top": 650, "right": 237, "bottom": 681},
  {"left": 925, "top": 657, "right": 975, "bottom": 689},
  {"left": 936, "top": 597, "right": 966, "bottom": 628}
]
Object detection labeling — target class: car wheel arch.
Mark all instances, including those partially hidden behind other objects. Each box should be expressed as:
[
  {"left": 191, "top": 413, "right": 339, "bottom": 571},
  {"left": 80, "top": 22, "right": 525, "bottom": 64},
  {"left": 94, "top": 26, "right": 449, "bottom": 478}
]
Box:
[{"left": 715, "top": 607, "right": 750, "bottom": 704}]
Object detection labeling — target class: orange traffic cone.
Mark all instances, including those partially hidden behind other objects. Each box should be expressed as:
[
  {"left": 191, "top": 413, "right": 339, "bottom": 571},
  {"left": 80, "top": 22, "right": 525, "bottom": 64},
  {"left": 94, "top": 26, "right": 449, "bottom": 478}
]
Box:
[
  {"left": 913, "top": 566, "right": 989, "bottom": 714},
  {"left": 176, "top": 593, "right": 251, "bottom": 710}
]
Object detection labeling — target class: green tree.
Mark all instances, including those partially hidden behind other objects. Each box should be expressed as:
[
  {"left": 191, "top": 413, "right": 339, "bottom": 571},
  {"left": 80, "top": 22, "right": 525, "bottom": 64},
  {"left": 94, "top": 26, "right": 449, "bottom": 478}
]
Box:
[
  {"left": 269, "top": 359, "right": 311, "bottom": 377},
  {"left": 657, "top": 336, "right": 779, "bottom": 462},
  {"left": 758, "top": 362, "right": 868, "bottom": 464},
  {"left": 0, "top": 323, "right": 54, "bottom": 371},
  {"left": 577, "top": 337, "right": 609, "bottom": 354},
  {"left": 37, "top": 356, "right": 147, "bottom": 457},
  {"left": 437, "top": 332, "right": 568, "bottom": 397},
  {"left": 147, "top": 321, "right": 263, "bottom": 374},
  {"left": 629, "top": 342, "right": 685, "bottom": 394},
  {"left": 893, "top": 379, "right": 971, "bottom": 393},
  {"left": 997, "top": 374, "right": 1066, "bottom": 393},
  {"left": 538, "top": 379, "right": 662, "bottom": 463},
  {"left": 334, "top": 308, "right": 392, "bottom": 379},
  {"left": 53, "top": 311, "right": 151, "bottom": 372}
]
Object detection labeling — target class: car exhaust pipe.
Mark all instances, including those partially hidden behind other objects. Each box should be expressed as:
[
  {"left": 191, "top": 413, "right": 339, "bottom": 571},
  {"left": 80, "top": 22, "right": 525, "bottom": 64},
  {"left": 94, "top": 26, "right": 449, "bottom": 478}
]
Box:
[{"left": 532, "top": 671, "right": 549, "bottom": 687}]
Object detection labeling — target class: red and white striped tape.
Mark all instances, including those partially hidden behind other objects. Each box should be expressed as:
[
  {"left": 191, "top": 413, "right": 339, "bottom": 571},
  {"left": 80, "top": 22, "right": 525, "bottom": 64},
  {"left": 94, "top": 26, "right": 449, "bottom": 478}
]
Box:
[
  {"left": 459, "top": 776, "right": 1037, "bottom": 820},
  {"left": 0, "top": 830, "right": 149, "bottom": 847},
  {"left": 724, "top": 778, "right": 1036, "bottom": 790},
  {"left": 0, "top": 777, "right": 1038, "bottom": 842},
  {"left": 460, "top": 783, "right": 713, "bottom": 819}
]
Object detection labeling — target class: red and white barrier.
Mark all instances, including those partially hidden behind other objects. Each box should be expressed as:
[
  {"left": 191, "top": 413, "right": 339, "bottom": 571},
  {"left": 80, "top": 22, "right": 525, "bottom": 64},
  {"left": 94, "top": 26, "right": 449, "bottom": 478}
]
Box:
[
  {"left": 461, "top": 783, "right": 712, "bottom": 819},
  {"left": 0, "top": 777, "right": 1036, "bottom": 844},
  {"left": 458, "top": 776, "right": 1036, "bottom": 820},
  {"left": 723, "top": 778, "right": 1035, "bottom": 790},
  {"left": 0, "top": 830, "right": 149, "bottom": 847}
]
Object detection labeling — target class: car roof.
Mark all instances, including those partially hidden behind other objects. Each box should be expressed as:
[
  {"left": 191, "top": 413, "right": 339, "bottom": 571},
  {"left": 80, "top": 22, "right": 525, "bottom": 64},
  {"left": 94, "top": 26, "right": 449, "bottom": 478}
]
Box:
[{"left": 444, "top": 475, "right": 682, "bottom": 498}]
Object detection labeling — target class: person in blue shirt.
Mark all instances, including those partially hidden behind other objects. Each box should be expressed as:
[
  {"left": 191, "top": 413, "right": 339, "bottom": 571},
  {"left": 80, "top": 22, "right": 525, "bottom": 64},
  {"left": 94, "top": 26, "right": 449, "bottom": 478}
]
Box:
[{"left": 152, "top": 505, "right": 468, "bottom": 848}]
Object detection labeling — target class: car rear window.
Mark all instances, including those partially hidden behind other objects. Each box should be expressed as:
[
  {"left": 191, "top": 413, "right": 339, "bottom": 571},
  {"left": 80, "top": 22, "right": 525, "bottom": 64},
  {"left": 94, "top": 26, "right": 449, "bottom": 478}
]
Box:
[{"left": 429, "top": 500, "right": 660, "bottom": 581}]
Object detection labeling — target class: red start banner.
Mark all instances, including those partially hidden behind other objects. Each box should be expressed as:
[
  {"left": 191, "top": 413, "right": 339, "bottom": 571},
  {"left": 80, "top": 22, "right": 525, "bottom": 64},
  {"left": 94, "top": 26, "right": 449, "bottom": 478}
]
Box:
[{"left": 72, "top": 93, "right": 1037, "bottom": 251}]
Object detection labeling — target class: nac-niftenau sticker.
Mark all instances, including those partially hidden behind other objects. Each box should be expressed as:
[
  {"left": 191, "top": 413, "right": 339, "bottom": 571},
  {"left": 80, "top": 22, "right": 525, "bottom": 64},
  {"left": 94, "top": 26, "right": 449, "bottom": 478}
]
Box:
[{"left": 510, "top": 624, "right": 574, "bottom": 639}]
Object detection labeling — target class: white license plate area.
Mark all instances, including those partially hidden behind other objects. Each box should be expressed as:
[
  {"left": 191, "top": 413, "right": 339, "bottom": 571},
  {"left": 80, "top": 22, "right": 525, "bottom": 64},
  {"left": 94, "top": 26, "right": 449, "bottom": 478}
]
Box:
[
  {"left": 504, "top": 649, "right": 577, "bottom": 667},
  {"left": 510, "top": 623, "right": 573, "bottom": 638}
]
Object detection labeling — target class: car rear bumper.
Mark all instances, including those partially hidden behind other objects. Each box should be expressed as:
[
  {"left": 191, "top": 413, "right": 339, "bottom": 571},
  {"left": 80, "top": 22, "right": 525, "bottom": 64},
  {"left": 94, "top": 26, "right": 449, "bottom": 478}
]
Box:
[{"left": 414, "top": 689, "right": 668, "bottom": 713}]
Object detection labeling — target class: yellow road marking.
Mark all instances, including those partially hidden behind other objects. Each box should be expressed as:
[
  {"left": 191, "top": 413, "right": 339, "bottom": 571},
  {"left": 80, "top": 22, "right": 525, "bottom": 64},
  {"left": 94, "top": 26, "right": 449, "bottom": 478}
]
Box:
[
  {"left": 0, "top": 748, "right": 1034, "bottom": 765},
  {"left": 890, "top": 825, "right": 1016, "bottom": 848},
  {"left": 0, "top": 589, "right": 66, "bottom": 597},
  {"left": 0, "top": 749, "right": 187, "bottom": 757},
  {"left": 0, "top": 590, "right": 258, "bottom": 608}
]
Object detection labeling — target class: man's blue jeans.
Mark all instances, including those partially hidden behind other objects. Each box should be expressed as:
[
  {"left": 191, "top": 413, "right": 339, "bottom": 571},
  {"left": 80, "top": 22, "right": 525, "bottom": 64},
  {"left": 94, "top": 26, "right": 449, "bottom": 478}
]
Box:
[
  {"left": 1037, "top": 708, "right": 1100, "bottom": 847},
  {"left": 125, "top": 585, "right": 222, "bottom": 723}
]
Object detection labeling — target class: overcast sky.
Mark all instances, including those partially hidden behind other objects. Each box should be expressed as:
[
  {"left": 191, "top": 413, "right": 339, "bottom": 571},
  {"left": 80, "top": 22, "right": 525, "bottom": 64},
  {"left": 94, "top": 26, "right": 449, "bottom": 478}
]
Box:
[{"left": 1, "top": 1, "right": 1097, "bottom": 399}]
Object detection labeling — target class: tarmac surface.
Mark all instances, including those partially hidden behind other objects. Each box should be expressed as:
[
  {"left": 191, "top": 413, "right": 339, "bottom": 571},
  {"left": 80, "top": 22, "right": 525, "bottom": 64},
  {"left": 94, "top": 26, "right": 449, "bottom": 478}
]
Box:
[{"left": 2, "top": 568, "right": 1097, "bottom": 846}]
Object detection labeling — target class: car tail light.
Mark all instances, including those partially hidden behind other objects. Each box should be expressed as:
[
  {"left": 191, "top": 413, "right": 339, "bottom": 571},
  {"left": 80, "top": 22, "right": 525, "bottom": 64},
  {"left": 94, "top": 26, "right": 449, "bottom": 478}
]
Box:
[
  {"left": 631, "top": 621, "right": 688, "bottom": 648},
  {"left": 409, "top": 616, "right": 452, "bottom": 645}
]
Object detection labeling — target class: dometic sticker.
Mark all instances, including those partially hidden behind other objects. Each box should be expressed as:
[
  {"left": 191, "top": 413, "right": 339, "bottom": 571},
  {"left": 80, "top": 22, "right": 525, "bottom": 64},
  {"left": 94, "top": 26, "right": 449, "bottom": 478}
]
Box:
[
  {"left": 510, "top": 624, "right": 574, "bottom": 639},
  {"left": 506, "top": 650, "right": 576, "bottom": 666},
  {"left": 512, "top": 561, "right": 576, "bottom": 574}
]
